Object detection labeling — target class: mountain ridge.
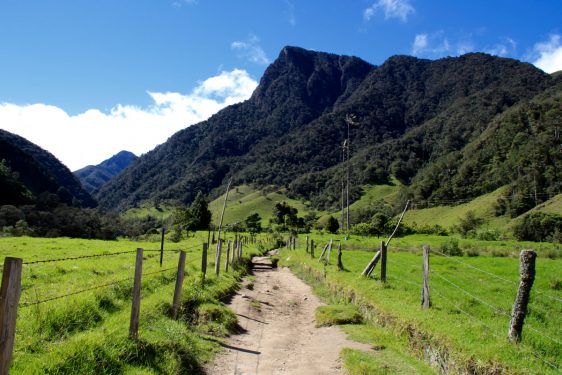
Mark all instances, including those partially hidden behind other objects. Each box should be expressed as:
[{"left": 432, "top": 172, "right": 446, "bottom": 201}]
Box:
[
  {"left": 96, "top": 46, "right": 556, "bottom": 212},
  {"left": 75, "top": 150, "right": 137, "bottom": 194}
]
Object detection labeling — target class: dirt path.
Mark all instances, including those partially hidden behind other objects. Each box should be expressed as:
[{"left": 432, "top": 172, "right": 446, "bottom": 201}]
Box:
[{"left": 204, "top": 256, "right": 371, "bottom": 375}]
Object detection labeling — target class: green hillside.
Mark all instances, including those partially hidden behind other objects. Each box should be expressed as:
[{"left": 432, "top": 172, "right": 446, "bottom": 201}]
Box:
[
  {"left": 404, "top": 186, "right": 509, "bottom": 230},
  {"left": 208, "top": 185, "right": 319, "bottom": 226}
]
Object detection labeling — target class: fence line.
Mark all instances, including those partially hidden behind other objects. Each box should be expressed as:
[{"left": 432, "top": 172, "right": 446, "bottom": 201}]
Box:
[
  {"left": 22, "top": 250, "right": 138, "bottom": 265},
  {"left": 429, "top": 248, "right": 562, "bottom": 304},
  {"left": 432, "top": 272, "right": 561, "bottom": 346}
]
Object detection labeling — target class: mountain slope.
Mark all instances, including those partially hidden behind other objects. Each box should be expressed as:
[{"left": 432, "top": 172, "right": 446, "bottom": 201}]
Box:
[
  {"left": 97, "top": 47, "right": 554, "bottom": 212},
  {"left": 75, "top": 151, "right": 137, "bottom": 194},
  {"left": 0, "top": 129, "right": 96, "bottom": 207}
]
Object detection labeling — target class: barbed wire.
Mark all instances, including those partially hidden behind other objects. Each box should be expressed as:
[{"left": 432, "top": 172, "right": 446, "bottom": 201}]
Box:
[
  {"left": 23, "top": 250, "right": 138, "bottom": 265},
  {"left": 429, "top": 287, "right": 560, "bottom": 372},
  {"left": 429, "top": 248, "right": 562, "bottom": 304},
  {"left": 433, "top": 273, "right": 562, "bottom": 346},
  {"left": 20, "top": 267, "right": 176, "bottom": 308}
]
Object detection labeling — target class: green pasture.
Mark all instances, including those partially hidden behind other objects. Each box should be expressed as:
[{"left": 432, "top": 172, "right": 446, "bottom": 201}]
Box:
[
  {"left": 0, "top": 234, "right": 258, "bottom": 374},
  {"left": 280, "top": 233, "right": 562, "bottom": 374},
  {"left": 208, "top": 184, "right": 319, "bottom": 226}
]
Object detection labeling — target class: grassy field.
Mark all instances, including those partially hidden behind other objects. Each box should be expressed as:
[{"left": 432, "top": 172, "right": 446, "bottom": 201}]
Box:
[
  {"left": 279, "top": 232, "right": 562, "bottom": 374},
  {"left": 0, "top": 234, "right": 259, "bottom": 374},
  {"left": 208, "top": 184, "right": 321, "bottom": 226}
]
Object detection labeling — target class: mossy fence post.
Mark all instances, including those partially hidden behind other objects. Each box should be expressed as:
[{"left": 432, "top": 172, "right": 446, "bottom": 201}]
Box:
[
  {"left": 508, "top": 249, "right": 536, "bottom": 342},
  {"left": 380, "top": 242, "right": 387, "bottom": 282},
  {"left": 172, "top": 251, "right": 186, "bottom": 319},
  {"left": 201, "top": 243, "right": 208, "bottom": 282},
  {"left": 215, "top": 240, "right": 222, "bottom": 276},
  {"left": 225, "top": 240, "right": 231, "bottom": 272},
  {"left": 129, "top": 248, "right": 143, "bottom": 339},
  {"left": 421, "top": 245, "right": 430, "bottom": 308},
  {"left": 337, "top": 243, "right": 343, "bottom": 271},
  {"left": 0, "top": 257, "right": 22, "bottom": 375}
]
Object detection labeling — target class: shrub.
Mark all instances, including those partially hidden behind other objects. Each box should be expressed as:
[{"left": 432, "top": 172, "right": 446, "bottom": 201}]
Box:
[
  {"left": 441, "top": 238, "right": 463, "bottom": 256},
  {"left": 513, "top": 212, "right": 562, "bottom": 242}
]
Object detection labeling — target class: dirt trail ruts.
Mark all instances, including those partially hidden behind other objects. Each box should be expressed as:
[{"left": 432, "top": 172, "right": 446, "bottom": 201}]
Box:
[{"left": 204, "top": 256, "right": 371, "bottom": 375}]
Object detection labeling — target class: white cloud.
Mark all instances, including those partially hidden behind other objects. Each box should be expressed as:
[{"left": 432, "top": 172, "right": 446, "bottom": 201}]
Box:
[
  {"left": 531, "top": 34, "right": 562, "bottom": 73},
  {"left": 363, "top": 0, "right": 415, "bottom": 22},
  {"left": 411, "top": 32, "right": 451, "bottom": 57},
  {"left": 231, "top": 35, "right": 270, "bottom": 65},
  {"left": 285, "top": 0, "right": 296, "bottom": 26},
  {"left": 484, "top": 37, "right": 516, "bottom": 57},
  {"left": 0, "top": 69, "right": 258, "bottom": 171}
]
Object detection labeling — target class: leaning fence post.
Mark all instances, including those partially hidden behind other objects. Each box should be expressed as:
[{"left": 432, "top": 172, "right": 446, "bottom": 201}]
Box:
[
  {"left": 172, "top": 251, "right": 186, "bottom": 319},
  {"left": 508, "top": 249, "right": 536, "bottom": 342},
  {"left": 421, "top": 245, "right": 430, "bottom": 308},
  {"left": 0, "top": 257, "right": 22, "bottom": 375},
  {"left": 129, "top": 248, "right": 143, "bottom": 339}
]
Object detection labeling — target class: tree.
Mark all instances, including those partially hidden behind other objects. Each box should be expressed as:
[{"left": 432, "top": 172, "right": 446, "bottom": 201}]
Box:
[
  {"left": 183, "top": 192, "right": 212, "bottom": 231},
  {"left": 245, "top": 213, "right": 262, "bottom": 234},
  {"left": 325, "top": 216, "right": 339, "bottom": 234}
]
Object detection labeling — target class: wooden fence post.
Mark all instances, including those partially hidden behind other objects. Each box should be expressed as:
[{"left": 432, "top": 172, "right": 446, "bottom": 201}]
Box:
[
  {"left": 318, "top": 243, "right": 330, "bottom": 263},
  {"left": 380, "top": 242, "right": 387, "bottom": 282},
  {"left": 337, "top": 243, "right": 343, "bottom": 271},
  {"left": 306, "top": 236, "right": 309, "bottom": 253},
  {"left": 326, "top": 239, "right": 333, "bottom": 263},
  {"left": 238, "top": 240, "right": 243, "bottom": 260},
  {"left": 160, "top": 227, "right": 165, "bottom": 267},
  {"left": 0, "top": 257, "right": 22, "bottom": 375},
  {"left": 225, "top": 240, "right": 231, "bottom": 272},
  {"left": 215, "top": 240, "right": 222, "bottom": 276},
  {"left": 508, "top": 249, "right": 536, "bottom": 342},
  {"left": 421, "top": 245, "right": 430, "bottom": 308},
  {"left": 172, "top": 251, "right": 186, "bottom": 319},
  {"left": 310, "top": 240, "right": 315, "bottom": 258},
  {"left": 201, "top": 243, "right": 208, "bottom": 282},
  {"left": 231, "top": 239, "right": 236, "bottom": 265},
  {"left": 362, "top": 241, "right": 383, "bottom": 277},
  {"left": 129, "top": 248, "right": 143, "bottom": 339}
]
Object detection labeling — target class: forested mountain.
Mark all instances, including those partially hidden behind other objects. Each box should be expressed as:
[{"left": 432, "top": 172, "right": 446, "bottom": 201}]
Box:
[
  {"left": 0, "top": 129, "right": 96, "bottom": 207},
  {"left": 75, "top": 150, "right": 137, "bottom": 194},
  {"left": 97, "top": 46, "right": 558, "bottom": 212}
]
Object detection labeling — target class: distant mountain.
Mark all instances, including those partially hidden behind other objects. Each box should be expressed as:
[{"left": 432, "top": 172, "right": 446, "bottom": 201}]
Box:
[
  {"left": 97, "top": 46, "right": 556, "bottom": 212},
  {"left": 75, "top": 151, "right": 137, "bottom": 194},
  {"left": 0, "top": 129, "right": 96, "bottom": 207}
]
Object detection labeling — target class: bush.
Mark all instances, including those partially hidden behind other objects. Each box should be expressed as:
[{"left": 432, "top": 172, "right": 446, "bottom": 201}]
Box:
[
  {"left": 440, "top": 238, "right": 463, "bottom": 256},
  {"left": 513, "top": 212, "right": 562, "bottom": 242}
]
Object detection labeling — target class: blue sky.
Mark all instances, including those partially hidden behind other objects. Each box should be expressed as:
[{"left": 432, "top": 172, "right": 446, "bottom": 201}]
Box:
[{"left": 1, "top": 0, "right": 561, "bottom": 170}]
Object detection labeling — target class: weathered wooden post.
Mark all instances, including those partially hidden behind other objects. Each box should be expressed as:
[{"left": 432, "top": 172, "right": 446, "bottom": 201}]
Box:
[
  {"left": 306, "top": 236, "right": 309, "bottom": 253},
  {"left": 238, "top": 240, "right": 243, "bottom": 260},
  {"left": 225, "top": 240, "right": 231, "bottom": 272},
  {"left": 310, "top": 239, "right": 315, "bottom": 258},
  {"left": 129, "top": 248, "right": 143, "bottom": 339},
  {"left": 362, "top": 242, "right": 383, "bottom": 277},
  {"left": 201, "top": 243, "right": 208, "bottom": 282},
  {"left": 421, "top": 245, "right": 430, "bottom": 308},
  {"left": 337, "top": 243, "right": 344, "bottom": 271},
  {"left": 508, "top": 250, "right": 536, "bottom": 342},
  {"left": 160, "top": 227, "right": 165, "bottom": 267},
  {"left": 326, "top": 239, "right": 333, "bottom": 263},
  {"left": 380, "top": 242, "right": 387, "bottom": 282},
  {"left": 215, "top": 240, "right": 222, "bottom": 276},
  {"left": 0, "top": 257, "right": 22, "bottom": 375},
  {"left": 172, "top": 251, "right": 186, "bottom": 319},
  {"left": 318, "top": 243, "right": 330, "bottom": 263}
]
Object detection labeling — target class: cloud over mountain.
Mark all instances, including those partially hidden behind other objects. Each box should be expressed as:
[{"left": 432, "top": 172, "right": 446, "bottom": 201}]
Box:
[{"left": 0, "top": 69, "right": 257, "bottom": 170}]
